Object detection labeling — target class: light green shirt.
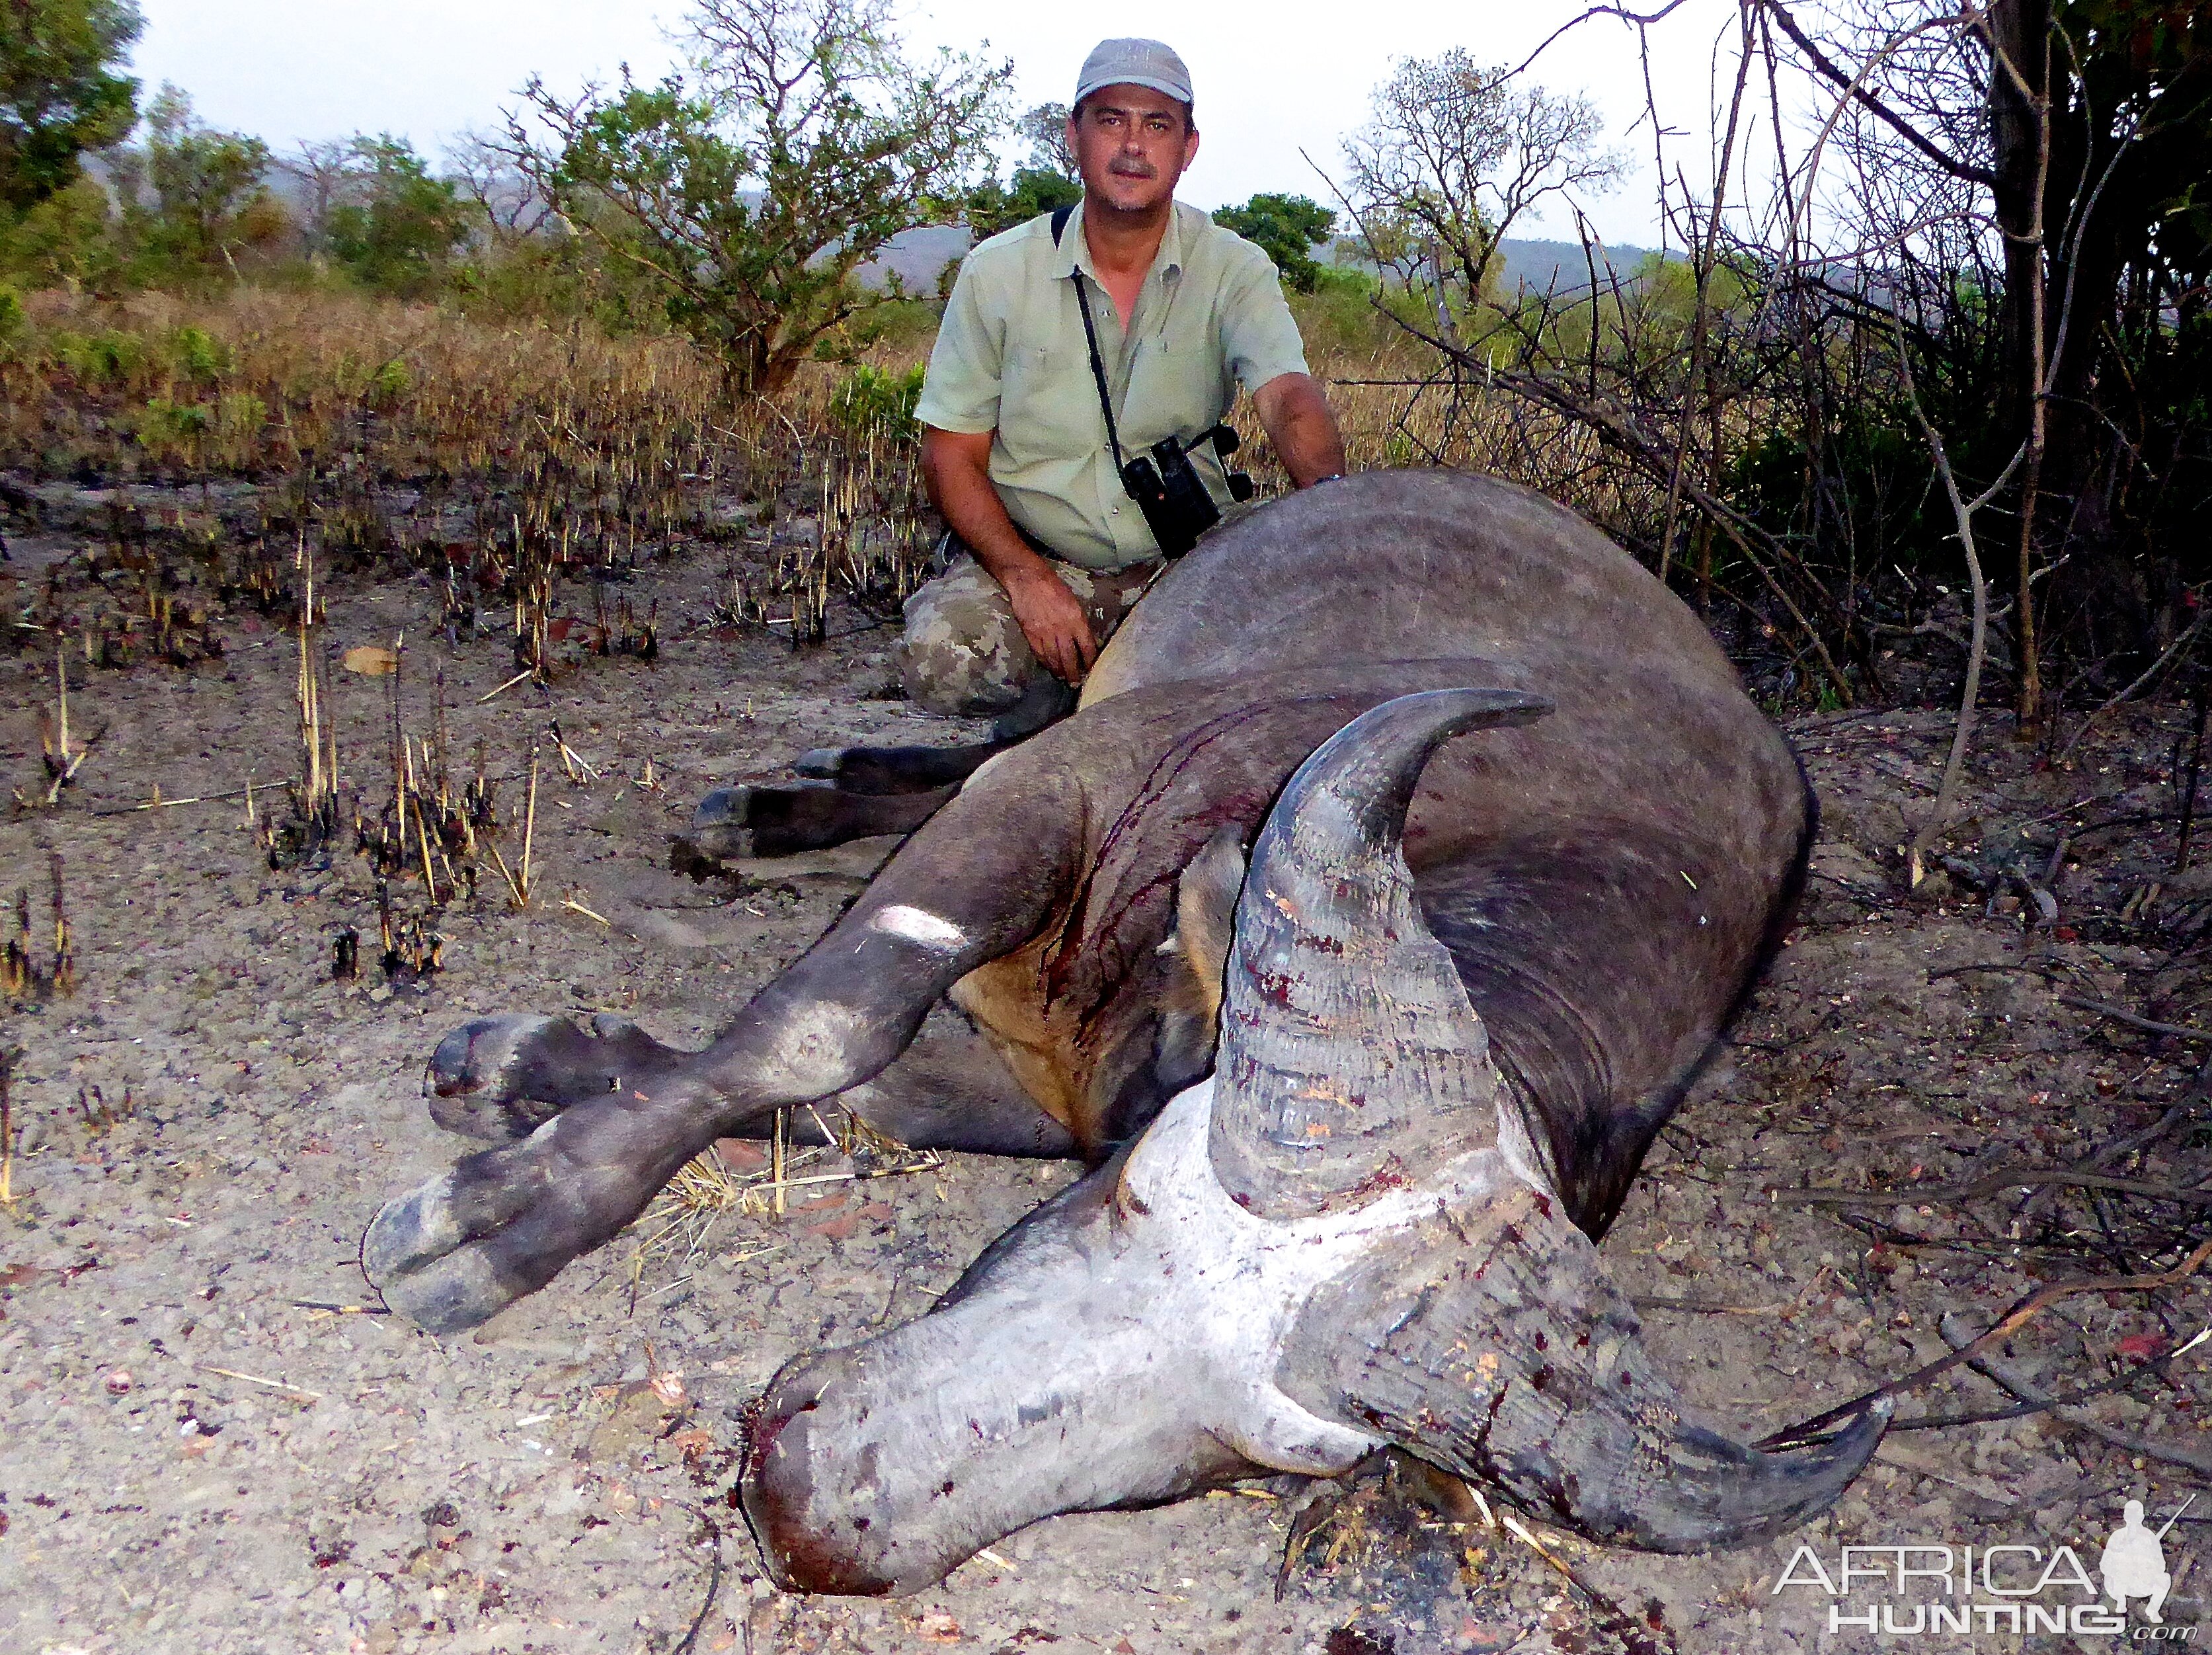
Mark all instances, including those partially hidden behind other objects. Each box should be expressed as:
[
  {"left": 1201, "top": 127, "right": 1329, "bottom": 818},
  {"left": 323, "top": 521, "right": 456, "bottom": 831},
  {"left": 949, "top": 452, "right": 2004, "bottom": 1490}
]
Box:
[{"left": 916, "top": 199, "right": 1311, "bottom": 570}]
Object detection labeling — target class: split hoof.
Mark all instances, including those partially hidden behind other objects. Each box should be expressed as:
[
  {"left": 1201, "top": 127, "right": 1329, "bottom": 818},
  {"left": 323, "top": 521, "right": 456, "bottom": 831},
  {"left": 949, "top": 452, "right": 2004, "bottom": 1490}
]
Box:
[
  {"left": 683, "top": 784, "right": 767, "bottom": 862},
  {"left": 364, "top": 1088, "right": 684, "bottom": 1335},
  {"left": 424, "top": 1012, "right": 679, "bottom": 1141},
  {"left": 683, "top": 780, "right": 844, "bottom": 860},
  {"left": 360, "top": 1154, "right": 549, "bottom": 1336}
]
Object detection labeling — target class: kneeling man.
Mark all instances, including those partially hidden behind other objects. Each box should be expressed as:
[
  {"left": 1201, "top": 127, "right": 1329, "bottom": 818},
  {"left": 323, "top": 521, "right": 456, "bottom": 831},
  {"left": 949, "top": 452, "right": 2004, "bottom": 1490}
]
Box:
[{"left": 904, "top": 37, "right": 1348, "bottom": 735}]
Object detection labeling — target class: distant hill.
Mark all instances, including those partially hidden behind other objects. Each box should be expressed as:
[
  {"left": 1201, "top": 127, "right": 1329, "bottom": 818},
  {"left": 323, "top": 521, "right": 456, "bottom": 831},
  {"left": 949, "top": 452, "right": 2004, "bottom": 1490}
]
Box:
[
  {"left": 1486, "top": 238, "right": 1671, "bottom": 294},
  {"left": 861, "top": 223, "right": 972, "bottom": 294}
]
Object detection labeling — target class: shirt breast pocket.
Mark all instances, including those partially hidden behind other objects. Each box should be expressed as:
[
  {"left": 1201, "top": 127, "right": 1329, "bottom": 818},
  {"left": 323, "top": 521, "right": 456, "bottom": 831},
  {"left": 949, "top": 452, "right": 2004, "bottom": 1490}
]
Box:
[
  {"left": 1133, "top": 337, "right": 1228, "bottom": 446},
  {"left": 1000, "top": 345, "right": 1079, "bottom": 440}
]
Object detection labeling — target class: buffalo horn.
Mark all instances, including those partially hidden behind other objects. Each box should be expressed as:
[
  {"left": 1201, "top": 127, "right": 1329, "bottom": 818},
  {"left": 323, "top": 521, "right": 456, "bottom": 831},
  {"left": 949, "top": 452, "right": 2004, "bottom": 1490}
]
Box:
[
  {"left": 1283, "top": 1194, "right": 1890, "bottom": 1551},
  {"left": 1207, "top": 687, "right": 1551, "bottom": 1218}
]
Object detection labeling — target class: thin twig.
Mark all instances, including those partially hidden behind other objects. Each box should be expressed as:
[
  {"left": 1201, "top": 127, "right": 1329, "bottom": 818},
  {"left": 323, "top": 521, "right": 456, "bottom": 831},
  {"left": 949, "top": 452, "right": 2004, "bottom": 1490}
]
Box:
[
  {"left": 1939, "top": 1313, "right": 2212, "bottom": 1476},
  {"left": 197, "top": 1365, "right": 323, "bottom": 1401},
  {"left": 2059, "top": 996, "right": 2212, "bottom": 1045},
  {"left": 1756, "top": 1238, "right": 2212, "bottom": 1450},
  {"left": 1776, "top": 1169, "right": 2212, "bottom": 1208}
]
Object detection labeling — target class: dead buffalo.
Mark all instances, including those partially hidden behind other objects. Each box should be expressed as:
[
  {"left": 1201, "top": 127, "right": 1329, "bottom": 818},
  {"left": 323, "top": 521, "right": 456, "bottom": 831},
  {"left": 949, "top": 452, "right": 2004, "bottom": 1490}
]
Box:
[{"left": 360, "top": 468, "right": 1886, "bottom": 1594}]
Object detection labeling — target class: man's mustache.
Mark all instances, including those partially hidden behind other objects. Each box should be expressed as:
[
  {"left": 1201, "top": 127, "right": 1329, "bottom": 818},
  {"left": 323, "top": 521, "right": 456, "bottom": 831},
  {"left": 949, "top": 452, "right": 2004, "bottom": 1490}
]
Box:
[{"left": 1109, "top": 157, "right": 1158, "bottom": 179}]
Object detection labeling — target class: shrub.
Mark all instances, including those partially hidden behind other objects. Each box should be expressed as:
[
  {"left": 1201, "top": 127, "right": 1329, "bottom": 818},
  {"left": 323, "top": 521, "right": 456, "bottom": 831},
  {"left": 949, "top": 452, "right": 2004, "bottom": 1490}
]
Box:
[
  {"left": 169, "top": 322, "right": 227, "bottom": 383},
  {"left": 829, "top": 362, "right": 924, "bottom": 440},
  {"left": 1213, "top": 194, "right": 1336, "bottom": 293}
]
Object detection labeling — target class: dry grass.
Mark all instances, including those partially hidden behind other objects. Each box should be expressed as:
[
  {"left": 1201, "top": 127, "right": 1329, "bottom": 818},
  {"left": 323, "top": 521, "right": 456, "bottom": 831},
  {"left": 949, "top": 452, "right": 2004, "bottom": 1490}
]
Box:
[
  {"left": 623, "top": 1110, "right": 947, "bottom": 1304},
  {"left": 1, "top": 286, "right": 936, "bottom": 666},
  {"left": 0, "top": 284, "right": 1668, "bottom": 685}
]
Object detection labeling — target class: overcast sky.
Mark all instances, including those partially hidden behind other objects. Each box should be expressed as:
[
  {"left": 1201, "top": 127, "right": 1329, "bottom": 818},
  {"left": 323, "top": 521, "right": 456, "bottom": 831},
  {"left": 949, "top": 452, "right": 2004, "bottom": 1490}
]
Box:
[{"left": 131, "top": 0, "right": 1743, "bottom": 247}]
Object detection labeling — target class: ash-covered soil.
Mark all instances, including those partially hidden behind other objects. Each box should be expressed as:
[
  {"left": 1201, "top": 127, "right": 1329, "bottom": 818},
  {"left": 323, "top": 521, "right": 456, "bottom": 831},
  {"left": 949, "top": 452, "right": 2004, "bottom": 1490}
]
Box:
[{"left": 2, "top": 495, "right": 2207, "bottom": 1655}]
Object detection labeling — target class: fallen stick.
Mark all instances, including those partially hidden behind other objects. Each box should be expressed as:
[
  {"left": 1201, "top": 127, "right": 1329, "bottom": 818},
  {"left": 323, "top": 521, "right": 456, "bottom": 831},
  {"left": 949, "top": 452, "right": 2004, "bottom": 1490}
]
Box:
[
  {"left": 1938, "top": 1312, "right": 2212, "bottom": 1476},
  {"left": 1755, "top": 1237, "right": 2212, "bottom": 1451},
  {"left": 477, "top": 668, "right": 534, "bottom": 704},
  {"left": 1776, "top": 1169, "right": 2212, "bottom": 1209},
  {"left": 2060, "top": 994, "right": 2212, "bottom": 1045},
  {"left": 197, "top": 1365, "right": 323, "bottom": 1401},
  {"left": 561, "top": 895, "right": 610, "bottom": 926},
  {"left": 1632, "top": 1294, "right": 1790, "bottom": 1315},
  {"left": 91, "top": 778, "right": 301, "bottom": 817}
]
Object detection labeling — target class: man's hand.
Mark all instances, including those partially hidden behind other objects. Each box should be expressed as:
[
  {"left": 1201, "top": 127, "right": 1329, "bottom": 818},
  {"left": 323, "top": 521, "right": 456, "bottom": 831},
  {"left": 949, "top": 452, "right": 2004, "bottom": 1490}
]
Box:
[
  {"left": 922, "top": 424, "right": 1098, "bottom": 684},
  {"left": 1002, "top": 563, "right": 1097, "bottom": 684},
  {"left": 1251, "top": 372, "right": 1349, "bottom": 487}
]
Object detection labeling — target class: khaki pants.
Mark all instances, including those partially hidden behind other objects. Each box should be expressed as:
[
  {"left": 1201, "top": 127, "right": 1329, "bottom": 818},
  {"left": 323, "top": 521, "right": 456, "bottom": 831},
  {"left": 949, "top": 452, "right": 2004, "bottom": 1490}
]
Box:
[{"left": 896, "top": 549, "right": 1162, "bottom": 718}]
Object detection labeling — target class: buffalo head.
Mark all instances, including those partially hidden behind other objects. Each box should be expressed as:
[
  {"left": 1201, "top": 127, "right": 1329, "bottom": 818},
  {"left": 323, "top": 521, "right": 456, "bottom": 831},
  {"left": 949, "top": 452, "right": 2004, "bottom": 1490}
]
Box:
[{"left": 739, "top": 689, "right": 1886, "bottom": 1593}]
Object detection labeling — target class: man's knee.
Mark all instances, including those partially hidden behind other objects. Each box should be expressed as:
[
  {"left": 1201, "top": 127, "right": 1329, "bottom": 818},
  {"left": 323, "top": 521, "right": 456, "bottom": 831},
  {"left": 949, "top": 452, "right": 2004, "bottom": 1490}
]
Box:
[{"left": 896, "top": 561, "right": 1037, "bottom": 718}]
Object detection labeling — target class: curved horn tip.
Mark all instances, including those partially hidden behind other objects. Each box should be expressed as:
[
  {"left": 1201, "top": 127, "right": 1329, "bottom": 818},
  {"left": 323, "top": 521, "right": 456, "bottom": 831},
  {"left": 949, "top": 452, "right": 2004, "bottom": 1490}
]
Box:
[
  {"left": 1253, "top": 686, "right": 1551, "bottom": 862},
  {"left": 1633, "top": 1394, "right": 1892, "bottom": 1555}
]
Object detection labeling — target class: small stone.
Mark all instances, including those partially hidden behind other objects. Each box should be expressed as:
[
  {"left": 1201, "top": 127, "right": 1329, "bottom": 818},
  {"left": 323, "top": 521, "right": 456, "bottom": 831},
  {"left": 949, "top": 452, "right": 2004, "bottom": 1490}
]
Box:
[{"left": 105, "top": 1368, "right": 134, "bottom": 1394}]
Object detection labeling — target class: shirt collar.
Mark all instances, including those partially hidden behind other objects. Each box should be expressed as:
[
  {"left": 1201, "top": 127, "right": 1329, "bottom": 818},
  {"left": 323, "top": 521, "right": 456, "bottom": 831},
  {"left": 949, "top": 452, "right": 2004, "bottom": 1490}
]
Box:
[{"left": 1053, "top": 198, "right": 1187, "bottom": 285}]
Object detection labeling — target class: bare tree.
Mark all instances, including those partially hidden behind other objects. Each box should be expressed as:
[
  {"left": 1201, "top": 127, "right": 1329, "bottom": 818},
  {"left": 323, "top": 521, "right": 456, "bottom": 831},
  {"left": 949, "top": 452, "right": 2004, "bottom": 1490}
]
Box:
[
  {"left": 277, "top": 138, "right": 356, "bottom": 255},
  {"left": 1343, "top": 50, "right": 1621, "bottom": 305},
  {"left": 1018, "top": 102, "right": 1074, "bottom": 179},
  {"left": 445, "top": 132, "right": 557, "bottom": 242}
]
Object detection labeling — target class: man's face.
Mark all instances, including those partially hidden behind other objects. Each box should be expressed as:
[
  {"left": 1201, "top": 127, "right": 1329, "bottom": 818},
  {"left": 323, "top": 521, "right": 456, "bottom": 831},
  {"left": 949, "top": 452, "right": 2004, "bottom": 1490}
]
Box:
[{"left": 1067, "top": 85, "right": 1200, "bottom": 218}]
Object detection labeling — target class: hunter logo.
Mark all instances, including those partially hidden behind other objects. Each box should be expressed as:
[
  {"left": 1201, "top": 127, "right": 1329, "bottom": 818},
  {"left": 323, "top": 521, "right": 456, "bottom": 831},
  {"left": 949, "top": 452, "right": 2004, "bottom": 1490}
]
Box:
[
  {"left": 2103, "top": 1498, "right": 2186, "bottom": 1623},
  {"left": 1773, "top": 1499, "right": 2200, "bottom": 1639}
]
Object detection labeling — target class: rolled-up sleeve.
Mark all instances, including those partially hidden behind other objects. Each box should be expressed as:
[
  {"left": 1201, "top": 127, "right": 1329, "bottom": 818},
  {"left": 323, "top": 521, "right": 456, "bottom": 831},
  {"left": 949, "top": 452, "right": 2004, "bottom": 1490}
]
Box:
[
  {"left": 916, "top": 256, "right": 1004, "bottom": 434},
  {"left": 1218, "top": 248, "right": 1311, "bottom": 395}
]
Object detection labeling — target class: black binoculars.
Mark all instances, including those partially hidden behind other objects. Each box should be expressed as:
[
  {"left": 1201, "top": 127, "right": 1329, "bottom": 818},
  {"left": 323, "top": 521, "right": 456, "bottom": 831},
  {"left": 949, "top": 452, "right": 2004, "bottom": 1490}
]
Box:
[{"left": 1120, "top": 424, "right": 1257, "bottom": 559}]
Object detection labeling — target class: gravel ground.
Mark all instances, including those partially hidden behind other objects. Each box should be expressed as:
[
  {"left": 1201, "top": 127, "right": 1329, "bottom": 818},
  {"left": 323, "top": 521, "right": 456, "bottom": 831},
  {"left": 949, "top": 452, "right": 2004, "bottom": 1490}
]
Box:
[{"left": 3, "top": 507, "right": 2208, "bottom": 1654}]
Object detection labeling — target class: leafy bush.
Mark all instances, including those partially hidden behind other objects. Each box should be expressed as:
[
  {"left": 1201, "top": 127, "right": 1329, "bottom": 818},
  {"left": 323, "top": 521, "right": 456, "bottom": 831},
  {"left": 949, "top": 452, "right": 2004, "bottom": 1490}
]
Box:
[
  {"left": 829, "top": 362, "right": 924, "bottom": 440},
  {"left": 1286, "top": 265, "right": 1403, "bottom": 359},
  {"left": 170, "top": 323, "right": 227, "bottom": 382},
  {"left": 0, "top": 0, "right": 143, "bottom": 219},
  {"left": 966, "top": 167, "right": 1081, "bottom": 243},
  {"left": 1213, "top": 193, "right": 1336, "bottom": 292},
  {"left": 325, "top": 137, "right": 471, "bottom": 296},
  {"left": 54, "top": 326, "right": 145, "bottom": 384},
  {"left": 508, "top": 0, "right": 1010, "bottom": 395}
]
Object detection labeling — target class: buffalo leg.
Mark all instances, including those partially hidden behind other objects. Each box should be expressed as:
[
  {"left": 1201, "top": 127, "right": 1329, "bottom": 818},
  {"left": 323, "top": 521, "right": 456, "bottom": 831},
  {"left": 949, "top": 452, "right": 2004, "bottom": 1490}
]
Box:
[
  {"left": 791, "top": 741, "right": 1005, "bottom": 795},
  {"left": 725, "top": 1012, "right": 1076, "bottom": 1159},
  {"left": 424, "top": 1013, "right": 686, "bottom": 1143},
  {"left": 363, "top": 768, "right": 1086, "bottom": 1334},
  {"left": 424, "top": 1010, "right": 1072, "bottom": 1158},
  {"left": 686, "top": 778, "right": 957, "bottom": 859}
]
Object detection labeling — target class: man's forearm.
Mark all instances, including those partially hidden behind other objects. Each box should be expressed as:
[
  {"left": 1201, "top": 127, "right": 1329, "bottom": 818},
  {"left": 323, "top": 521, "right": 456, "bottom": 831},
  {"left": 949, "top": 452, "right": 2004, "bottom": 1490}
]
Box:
[
  {"left": 1252, "top": 373, "right": 1349, "bottom": 487},
  {"left": 920, "top": 428, "right": 1056, "bottom": 589}
]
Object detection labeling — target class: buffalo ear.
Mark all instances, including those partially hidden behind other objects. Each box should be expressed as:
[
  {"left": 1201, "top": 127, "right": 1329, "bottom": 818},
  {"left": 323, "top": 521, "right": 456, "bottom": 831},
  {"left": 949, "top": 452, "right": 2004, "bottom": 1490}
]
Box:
[
  {"left": 1170, "top": 826, "right": 1248, "bottom": 1032},
  {"left": 1148, "top": 827, "right": 1249, "bottom": 1098}
]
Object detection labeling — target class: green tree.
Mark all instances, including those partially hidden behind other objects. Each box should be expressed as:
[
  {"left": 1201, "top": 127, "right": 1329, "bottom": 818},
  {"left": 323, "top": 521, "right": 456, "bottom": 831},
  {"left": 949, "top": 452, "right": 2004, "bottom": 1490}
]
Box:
[
  {"left": 964, "top": 165, "right": 1080, "bottom": 242},
  {"left": 325, "top": 135, "right": 471, "bottom": 294},
  {"left": 0, "top": 0, "right": 141, "bottom": 220},
  {"left": 1212, "top": 192, "right": 1335, "bottom": 292},
  {"left": 130, "top": 85, "right": 276, "bottom": 270},
  {"left": 507, "top": 0, "right": 1009, "bottom": 396}
]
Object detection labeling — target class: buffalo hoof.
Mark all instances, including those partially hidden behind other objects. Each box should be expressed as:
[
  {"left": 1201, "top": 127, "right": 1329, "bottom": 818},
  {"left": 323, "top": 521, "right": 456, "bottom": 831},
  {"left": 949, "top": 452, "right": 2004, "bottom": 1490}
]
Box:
[
  {"left": 364, "top": 1084, "right": 701, "bottom": 1335},
  {"left": 684, "top": 782, "right": 845, "bottom": 860},
  {"left": 424, "top": 1013, "right": 684, "bottom": 1141},
  {"left": 682, "top": 781, "right": 953, "bottom": 862},
  {"left": 792, "top": 743, "right": 998, "bottom": 795}
]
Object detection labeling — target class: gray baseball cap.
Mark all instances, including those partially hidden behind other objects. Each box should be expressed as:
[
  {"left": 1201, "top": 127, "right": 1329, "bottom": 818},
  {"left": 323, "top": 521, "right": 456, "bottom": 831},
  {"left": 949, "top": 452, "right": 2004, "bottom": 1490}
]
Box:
[{"left": 1075, "top": 39, "right": 1193, "bottom": 106}]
